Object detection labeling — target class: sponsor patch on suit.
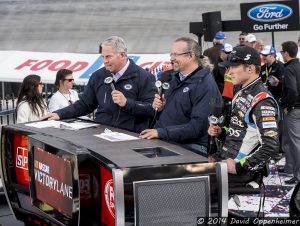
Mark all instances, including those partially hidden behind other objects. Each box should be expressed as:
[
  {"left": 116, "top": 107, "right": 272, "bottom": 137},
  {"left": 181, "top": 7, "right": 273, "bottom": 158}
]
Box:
[
  {"left": 262, "top": 121, "right": 277, "bottom": 129},
  {"left": 262, "top": 116, "right": 276, "bottom": 121}
]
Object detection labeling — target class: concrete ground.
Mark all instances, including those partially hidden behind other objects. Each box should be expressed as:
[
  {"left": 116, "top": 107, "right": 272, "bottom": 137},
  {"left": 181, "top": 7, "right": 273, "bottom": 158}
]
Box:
[{"left": 0, "top": 195, "right": 24, "bottom": 226}]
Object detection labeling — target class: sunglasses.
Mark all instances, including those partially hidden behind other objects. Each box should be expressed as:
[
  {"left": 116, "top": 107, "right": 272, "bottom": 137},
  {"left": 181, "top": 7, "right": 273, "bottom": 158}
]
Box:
[
  {"left": 228, "top": 53, "right": 250, "bottom": 64},
  {"left": 63, "top": 79, "right": 74, "bottom": 82},
  {"left": 239, "top": 38, "right": 245, "bottom": 41}
]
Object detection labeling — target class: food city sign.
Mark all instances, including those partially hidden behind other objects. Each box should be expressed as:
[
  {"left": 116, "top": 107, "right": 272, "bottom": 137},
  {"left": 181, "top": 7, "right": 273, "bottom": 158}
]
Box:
[
  {"left": 240, "top": 0, "right": 299, "bottom": 32},
  {"left": 0, "top": 51, "right": 170, "bottom": 85}
]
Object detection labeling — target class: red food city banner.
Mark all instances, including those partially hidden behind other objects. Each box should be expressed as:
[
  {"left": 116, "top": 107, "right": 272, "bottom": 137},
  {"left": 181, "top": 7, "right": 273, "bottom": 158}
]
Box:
[{"left": 0, "top": 51, "right": 170, "bottom": 85}]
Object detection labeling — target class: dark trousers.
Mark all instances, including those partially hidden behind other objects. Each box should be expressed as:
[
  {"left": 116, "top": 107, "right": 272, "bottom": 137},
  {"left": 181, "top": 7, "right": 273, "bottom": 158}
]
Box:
[
  {"left": 282, "top": 109, "right": 300, "bottom": 181},
  {"left": 228, "top": 171, "right": 261, "bottom": 188}
]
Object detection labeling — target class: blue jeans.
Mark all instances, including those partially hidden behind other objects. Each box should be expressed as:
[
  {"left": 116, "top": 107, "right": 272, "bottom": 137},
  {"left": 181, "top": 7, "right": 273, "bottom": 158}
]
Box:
[{"left": 181, "top": 143, "right": 208, "bottom": 156}]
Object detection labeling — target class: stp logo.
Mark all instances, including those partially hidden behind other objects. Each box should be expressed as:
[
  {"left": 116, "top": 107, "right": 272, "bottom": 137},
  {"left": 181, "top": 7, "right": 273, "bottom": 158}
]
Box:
[
  {"left": 104, "top": 179, "right": 115, "bottom": 218},
  {"left": 16, "top": 147, "right": 28, "bottom": 170}
]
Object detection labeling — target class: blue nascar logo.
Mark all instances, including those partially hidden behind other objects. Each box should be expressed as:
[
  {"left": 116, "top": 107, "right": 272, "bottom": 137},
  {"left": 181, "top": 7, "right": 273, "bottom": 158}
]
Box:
[{"left": 247, "top": 4, "right": 293, "bottom": 22}]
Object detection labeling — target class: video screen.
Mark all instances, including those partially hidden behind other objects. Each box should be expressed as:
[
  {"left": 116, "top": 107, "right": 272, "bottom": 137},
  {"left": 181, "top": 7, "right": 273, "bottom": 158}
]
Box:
[{"left": 33, "top": 146, "right": 74, "bottom": 217}]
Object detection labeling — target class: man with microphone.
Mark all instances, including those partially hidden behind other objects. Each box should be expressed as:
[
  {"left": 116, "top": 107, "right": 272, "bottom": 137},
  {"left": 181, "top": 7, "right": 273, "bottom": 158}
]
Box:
[
  {"left": 140, "top": 37, "right": 222, "bottom": 155},
  {"left": 44, "top": 36, "right": 156, "bottom": 133},
  {"left": 208, "top": 45, "right": 280, "bottom": 186}
]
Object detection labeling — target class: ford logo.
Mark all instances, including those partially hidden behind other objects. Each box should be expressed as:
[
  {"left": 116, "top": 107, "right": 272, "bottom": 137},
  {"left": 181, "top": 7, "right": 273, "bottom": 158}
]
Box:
[{"left": 247, "top": 4, "right": 293, "bottom": 22}]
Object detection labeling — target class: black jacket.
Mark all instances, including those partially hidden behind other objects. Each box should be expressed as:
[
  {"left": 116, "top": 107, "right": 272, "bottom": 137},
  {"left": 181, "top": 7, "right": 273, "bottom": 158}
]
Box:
[
  {"left": 260, "top": 60, "right": 284, "bottom": 100},
  {"left": 156, "top": 67, "right": 222, "bottom": 147},
  {"left": 56, "top": 59, "right": 156, "bottom": 133},
  {"left": 281, "top": 59, "right": 300, "bottom": 111},
  {"left": 212, "top": 57, "right": 226, "bottom": 94}
]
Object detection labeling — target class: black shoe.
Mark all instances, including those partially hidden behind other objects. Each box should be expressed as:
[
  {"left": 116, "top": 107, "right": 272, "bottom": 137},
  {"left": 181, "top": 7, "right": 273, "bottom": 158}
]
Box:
[
  {"left": 274, "top": 153, "right": 283, "bottom": 161},
  {"left": 278, "top": 167, "right": 285, "bottom": 173},
  {"left": 285, "top": 177, "right": 298, "bottom": 185},
  {"left": 278, "top": 166, "right": 293, "bottom": 175}
]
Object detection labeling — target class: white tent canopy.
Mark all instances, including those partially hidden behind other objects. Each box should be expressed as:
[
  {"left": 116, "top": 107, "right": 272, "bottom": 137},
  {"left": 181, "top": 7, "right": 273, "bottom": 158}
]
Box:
[{"left": 0, "top": 51, "right": 170, "bottom": 85}]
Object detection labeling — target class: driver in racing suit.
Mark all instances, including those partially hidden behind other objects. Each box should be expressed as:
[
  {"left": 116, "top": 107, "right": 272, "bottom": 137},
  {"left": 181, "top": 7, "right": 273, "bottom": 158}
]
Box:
[{"left": 208, "top": 46, "right": 280, "bottom": 186}]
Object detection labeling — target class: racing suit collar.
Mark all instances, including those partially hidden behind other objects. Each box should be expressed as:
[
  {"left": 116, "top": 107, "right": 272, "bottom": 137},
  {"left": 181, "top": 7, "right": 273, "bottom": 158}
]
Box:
[{"left": 240, "top": 77, "right": 261, "bottom": 91}]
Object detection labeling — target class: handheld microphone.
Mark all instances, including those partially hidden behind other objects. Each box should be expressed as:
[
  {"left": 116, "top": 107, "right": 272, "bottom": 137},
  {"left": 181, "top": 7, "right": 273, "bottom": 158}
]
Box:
[
  {"left": 162, "top": 82, "right": 170, "bottom": 92},
  {"left": 155, "top": 81, "right": 170, "bottom": 97},
  {"left": 155, "top": 80, "right": 162, "bottom": 97},
  {"left": 154, "top": 81, "right": 170, "bottom": 110},
  {"left": 208, "top": 102, "right": 224, "bottom": 154},
  {"left": 150, "top": 81, "right": 170, "bottom": 128},
  {"left": 208, "top": 103, "right": 224, "bottom": 126},
  {"left": 104, "top": 76, "right": 116, "bottom": 91}
]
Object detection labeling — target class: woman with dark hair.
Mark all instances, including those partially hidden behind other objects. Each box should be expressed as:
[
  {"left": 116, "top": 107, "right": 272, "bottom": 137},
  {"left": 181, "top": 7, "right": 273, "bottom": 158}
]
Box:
[
  {"left": 48, "top": 69, "right": 79, "bottom": 112},
  {"left": 16, "top": 74, "right": 48, "bottom": 123}
]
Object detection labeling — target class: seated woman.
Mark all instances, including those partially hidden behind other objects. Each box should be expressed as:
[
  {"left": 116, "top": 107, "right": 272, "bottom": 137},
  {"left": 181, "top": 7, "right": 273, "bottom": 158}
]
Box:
[
  {"left": 16, "top": 74, "right": 48, "bottom": 123},
  {"left": 48, "top": 69, "right": 79, "bottom": 112}
]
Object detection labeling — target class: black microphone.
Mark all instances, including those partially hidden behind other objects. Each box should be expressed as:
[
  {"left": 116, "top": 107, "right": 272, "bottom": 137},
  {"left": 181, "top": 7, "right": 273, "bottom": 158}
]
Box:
[
  {"left": 155, "top": 81, "right": 170, "bottom": 96},
  {"left": 154, "top": 81, "right": 170, "bottom": 110},
  {"left": 208, "top": 102, "right": 224, "bottom": 153},
  {"left": 162, "top": 82, "right": 170, "bottom": 92},
  {"left": 155, "top": 80, "right": 163, "bottom": 98},
  {"left": 104, "top": 76, "right": 116, "bottom": 91},
  {"left": 149, "top": 81, "right": 170, "bottom": 128},
  {"left": 208, "top": 105, "right": 224, "bottom": 125}
]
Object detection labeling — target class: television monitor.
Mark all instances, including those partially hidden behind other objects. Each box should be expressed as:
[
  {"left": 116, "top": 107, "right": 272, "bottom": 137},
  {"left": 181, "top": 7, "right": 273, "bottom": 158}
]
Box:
[{"left": 28, "top": 134, "right": 83, "bottom": 225}]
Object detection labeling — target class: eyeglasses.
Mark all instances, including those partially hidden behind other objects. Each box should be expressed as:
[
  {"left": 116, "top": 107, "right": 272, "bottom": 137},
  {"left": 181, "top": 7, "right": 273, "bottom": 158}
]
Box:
[
  {"left": 280, "top": 50, "right": 285, "bottom": 54},
  {"left": 170, "top": 52, "right": 191, "bottom": 57},
  {"left": 64, "top": 79, "right": 74, "bottom": 82}
]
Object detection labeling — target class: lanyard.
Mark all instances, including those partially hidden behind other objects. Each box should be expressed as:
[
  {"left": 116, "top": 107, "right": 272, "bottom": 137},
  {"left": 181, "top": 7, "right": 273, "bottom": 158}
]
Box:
[
  {"left": 59, "top": 91, "right": 72, "bottom": 105},
  {"left": 265, "top": 66, "right": 272, "bottom": 79}
]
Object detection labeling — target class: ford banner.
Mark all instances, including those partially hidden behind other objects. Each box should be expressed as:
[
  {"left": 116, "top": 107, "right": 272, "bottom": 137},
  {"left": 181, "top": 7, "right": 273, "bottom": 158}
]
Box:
[{"left": 240, "top": 0, "right": 299, "bottom": 33}]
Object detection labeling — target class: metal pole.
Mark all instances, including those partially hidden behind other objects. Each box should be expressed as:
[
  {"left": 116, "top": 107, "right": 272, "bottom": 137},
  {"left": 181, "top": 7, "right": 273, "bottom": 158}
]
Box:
[
  {"left": 5, "top": 96, "right": 9, "bottom": 124},
  {"left": 2, "top": 81, "right": 4, "bottom": 102},
  {"left": 198, "top": 34, "right": 203, "bottom": 54},
  {"left": 271, "top": 32, "right": 275, "bottom": 47},
  {"left": 1, "top": 82, "right": 4, "bottom": 124},
  {"left": 44, "top": 83, "right": 48, "bottom": 102}
]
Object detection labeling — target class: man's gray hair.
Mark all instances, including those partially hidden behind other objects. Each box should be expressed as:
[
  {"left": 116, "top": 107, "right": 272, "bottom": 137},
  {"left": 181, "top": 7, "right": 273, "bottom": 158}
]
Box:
[
  {"left": 175, "top": 37, "right": 213, "bottom": 71},
  {"left": 175, "top": 37, "right": 201, "bottom": 59},
  {"left": 101, "top": 36, "right": 128, "bottom": 53}
]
